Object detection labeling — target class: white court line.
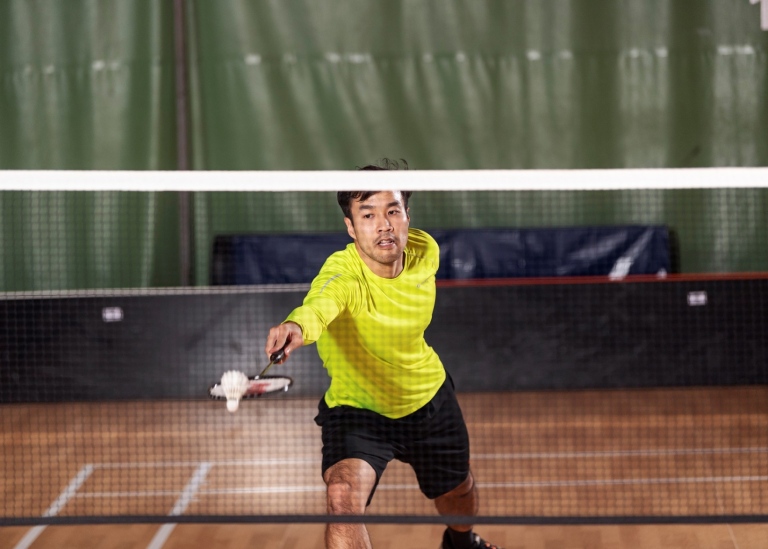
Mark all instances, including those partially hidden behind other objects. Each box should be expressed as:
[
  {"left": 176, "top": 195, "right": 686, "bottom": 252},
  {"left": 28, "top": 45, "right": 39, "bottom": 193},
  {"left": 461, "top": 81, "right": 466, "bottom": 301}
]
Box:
[
  {"left": 66, "top": 470, "right": 768, "bottom": 501},
  {"left": 200, "top": 484, "right": 425, "bottom": 496},
  {"left": 202, "top": 486, "right": 326, "bottom": 495},
  {"left": 94, "top": 457, "right": 319, "bottom": 469},
  {"left": 88, "top": 447, "right": 768, "bottom": 470},
  {"left": 478, "top": 475, "right": 768, "bottom": 489},
  {"left": 473, "top": 447, "right": 768, "bottom": 460},
  {"left": 13, "top": 464, "right": 95, "bottom": 549},
  {"left": 145, "top": 462, "right": 211, "bottom": 549},
  {"left": 77, "top": 490, "right": 188, "bottom": 498},
  {"left": 191, "top": 475, "right": 768, "bottom": 496}
]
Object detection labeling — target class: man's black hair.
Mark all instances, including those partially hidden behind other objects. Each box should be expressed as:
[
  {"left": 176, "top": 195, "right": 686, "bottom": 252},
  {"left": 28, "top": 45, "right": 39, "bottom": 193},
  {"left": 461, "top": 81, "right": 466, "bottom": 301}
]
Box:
[
  {"left": 358, "top": 158, "right": 408, "bottom": 171},
  {"left": 337, "top": 158, "right": 411, "bottom": 220}
]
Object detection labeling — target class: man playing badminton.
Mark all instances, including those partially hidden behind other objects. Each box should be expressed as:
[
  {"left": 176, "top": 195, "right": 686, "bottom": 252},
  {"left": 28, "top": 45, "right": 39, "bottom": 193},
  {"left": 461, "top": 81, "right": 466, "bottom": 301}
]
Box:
[{"left": 265, "top": 162, "right": 502, "bottom": 549}]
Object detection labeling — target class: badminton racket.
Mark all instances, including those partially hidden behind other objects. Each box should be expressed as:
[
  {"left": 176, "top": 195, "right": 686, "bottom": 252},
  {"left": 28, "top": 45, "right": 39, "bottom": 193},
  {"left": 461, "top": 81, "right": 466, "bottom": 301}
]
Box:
[{"left": 208, "top": 347, "right": 293, "bottom": 403}]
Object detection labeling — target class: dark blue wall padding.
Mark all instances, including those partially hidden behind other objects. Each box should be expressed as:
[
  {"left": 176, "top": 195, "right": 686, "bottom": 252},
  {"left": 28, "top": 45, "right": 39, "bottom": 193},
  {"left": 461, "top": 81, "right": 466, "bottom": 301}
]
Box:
[
  {"left": 212, "top": 232, "right": 351, "bottom": 286},
  {"left": 211, "top": 226, "right": 670, "bottom": 285}
]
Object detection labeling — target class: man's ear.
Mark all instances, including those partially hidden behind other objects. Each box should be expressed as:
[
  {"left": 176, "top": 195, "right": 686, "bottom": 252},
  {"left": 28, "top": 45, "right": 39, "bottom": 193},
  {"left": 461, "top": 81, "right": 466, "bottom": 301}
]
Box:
[{"left": 344, "top": 217, "right": 356, "bottom": 240}]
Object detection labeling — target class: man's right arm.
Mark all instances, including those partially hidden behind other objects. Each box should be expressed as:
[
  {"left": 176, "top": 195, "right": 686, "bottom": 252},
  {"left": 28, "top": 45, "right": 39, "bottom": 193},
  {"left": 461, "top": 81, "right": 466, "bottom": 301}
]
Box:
[{"left": 263, "top": 264, "right": 357, "bottom": 363}]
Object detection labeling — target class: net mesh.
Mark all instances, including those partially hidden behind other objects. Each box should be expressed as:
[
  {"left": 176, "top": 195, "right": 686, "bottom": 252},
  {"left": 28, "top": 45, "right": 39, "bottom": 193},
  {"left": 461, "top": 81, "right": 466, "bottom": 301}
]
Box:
[{"left": 1, "top": 169, "right": 767, "bottom": 526}]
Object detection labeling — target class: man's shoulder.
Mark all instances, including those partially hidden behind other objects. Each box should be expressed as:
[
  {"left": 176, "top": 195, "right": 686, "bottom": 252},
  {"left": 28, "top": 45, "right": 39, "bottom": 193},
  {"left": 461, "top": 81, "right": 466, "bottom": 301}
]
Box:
[
  {"left": 308, "top": 244, "right": 362, "bottom": 296},
  {"left": 320, "top": 243, "right": 361, "bottom": 273},
  {"left": 405, "top": 228, "right": 439, "bottom": 276},
  {"left": 406, "top": 228, "right": 438, "bottom": 256}
]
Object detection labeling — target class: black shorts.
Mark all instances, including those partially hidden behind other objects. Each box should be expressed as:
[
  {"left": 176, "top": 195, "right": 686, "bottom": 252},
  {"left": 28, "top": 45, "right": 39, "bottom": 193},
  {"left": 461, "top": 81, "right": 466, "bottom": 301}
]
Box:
[{"left": 314, "top": 375, "right": 470, "bottom": 502}]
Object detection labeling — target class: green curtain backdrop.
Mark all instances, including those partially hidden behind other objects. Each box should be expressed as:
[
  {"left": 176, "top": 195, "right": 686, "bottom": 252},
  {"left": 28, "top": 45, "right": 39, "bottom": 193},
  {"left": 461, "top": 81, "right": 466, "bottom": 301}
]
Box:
[
  {"left": 187, "top": 0, "right": 768, "bottom": 170},
  {"left": 0, "top": 191, "right": 180, "bottom": 291},
  {"left": 0, "top": 0, "right": 177, "bottom": 169},
  {"left": 0, "top": 0, "right": 767, "bottom": 290},
  {"left": 0, "top": 0, "right": 180, "bottom": 290}
]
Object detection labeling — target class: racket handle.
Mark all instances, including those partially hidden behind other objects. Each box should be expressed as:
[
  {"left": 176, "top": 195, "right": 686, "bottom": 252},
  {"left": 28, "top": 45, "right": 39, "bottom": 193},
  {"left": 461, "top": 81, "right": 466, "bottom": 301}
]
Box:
[{"left": 270, "top": 347, "right": 286, "bottom": 364}]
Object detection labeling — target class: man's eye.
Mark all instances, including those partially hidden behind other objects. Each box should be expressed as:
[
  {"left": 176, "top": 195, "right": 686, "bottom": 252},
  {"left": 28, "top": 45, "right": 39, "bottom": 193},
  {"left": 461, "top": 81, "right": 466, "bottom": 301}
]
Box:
[{"left": 363, "top": 214, "right": 373, "bottom": 219}]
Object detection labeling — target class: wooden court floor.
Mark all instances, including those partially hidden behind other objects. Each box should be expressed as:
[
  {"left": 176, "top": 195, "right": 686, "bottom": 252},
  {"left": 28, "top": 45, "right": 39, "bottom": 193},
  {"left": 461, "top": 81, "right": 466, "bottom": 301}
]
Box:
[{"left": 2, "top": 387, "right": 768, "bottom": 548}]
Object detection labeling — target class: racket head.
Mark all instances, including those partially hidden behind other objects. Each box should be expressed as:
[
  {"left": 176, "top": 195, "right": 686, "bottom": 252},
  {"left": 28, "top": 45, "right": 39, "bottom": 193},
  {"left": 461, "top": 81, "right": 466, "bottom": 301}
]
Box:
[{"left": 209, "top": 375, "right": 293, "bottom": 400}]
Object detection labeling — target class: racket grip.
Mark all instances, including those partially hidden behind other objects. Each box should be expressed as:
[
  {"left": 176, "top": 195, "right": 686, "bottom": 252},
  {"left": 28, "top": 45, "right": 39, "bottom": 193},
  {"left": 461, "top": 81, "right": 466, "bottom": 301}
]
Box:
[{"left": 270, "top": 347, "right": 286, "bottom": 363}]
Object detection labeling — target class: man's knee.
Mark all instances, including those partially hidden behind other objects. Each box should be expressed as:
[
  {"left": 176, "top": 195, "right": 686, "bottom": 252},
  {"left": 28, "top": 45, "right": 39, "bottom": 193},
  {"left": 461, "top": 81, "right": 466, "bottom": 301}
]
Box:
[
  {"left": 326, "top": 480, "right": 361, "bottom": 513},
  {"left": 324, "top": 459, "right": 377, "bottom": 514},
  {"left": 438, "top": 472, "right": 475, "bottom": 501}
]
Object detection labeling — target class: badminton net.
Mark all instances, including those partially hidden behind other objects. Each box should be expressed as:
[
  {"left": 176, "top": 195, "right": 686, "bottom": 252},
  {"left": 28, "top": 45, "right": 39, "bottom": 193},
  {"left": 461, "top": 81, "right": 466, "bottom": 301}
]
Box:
[{"left": 1, "top": 168, "right": 767, "bottom": 526}]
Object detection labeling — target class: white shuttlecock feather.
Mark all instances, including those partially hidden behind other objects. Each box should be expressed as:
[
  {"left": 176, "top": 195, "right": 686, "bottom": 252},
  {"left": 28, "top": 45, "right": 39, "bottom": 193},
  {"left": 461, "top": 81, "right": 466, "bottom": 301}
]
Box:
[{"left": 220, "top": 370, "right": 249, "bottom": 413}]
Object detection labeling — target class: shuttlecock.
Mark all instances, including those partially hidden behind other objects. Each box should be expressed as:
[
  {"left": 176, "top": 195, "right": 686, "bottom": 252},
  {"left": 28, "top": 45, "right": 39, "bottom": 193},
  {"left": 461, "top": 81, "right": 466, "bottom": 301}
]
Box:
[{"left": 220, "top": 370, "right": 249, "bottom": 413}]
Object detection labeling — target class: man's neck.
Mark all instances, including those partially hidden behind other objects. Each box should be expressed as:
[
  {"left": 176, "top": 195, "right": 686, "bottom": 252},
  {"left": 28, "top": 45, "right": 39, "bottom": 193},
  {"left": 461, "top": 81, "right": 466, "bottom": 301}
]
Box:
[{"left": 355, "top": 244, "right": 404, "bottom": 278}]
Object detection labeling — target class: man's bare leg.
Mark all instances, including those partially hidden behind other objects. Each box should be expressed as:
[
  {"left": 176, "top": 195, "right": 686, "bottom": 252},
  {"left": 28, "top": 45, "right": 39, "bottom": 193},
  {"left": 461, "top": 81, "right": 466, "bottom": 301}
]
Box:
[
  {"left": 435, "top": 472, "right": 480, "bottom": 543},
  {"left": 433, "top": 472, "right": 478, "bottom": 532},
  {"left": 323, "top": 458, "right": 377, "bottom": 549}
]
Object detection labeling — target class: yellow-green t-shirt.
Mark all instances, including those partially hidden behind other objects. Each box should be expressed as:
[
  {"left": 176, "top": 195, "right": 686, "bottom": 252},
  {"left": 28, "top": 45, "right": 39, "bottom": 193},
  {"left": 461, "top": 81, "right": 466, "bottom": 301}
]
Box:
[{"left": 285, "top": 228, "right": 446, "bottom": 419}]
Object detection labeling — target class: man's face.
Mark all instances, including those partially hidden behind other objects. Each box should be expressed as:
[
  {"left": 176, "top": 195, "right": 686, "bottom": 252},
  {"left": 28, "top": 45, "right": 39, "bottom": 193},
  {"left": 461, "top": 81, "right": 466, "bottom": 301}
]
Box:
[{"left": 344, "top": 191, "right": 410, "bottom": 278}]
